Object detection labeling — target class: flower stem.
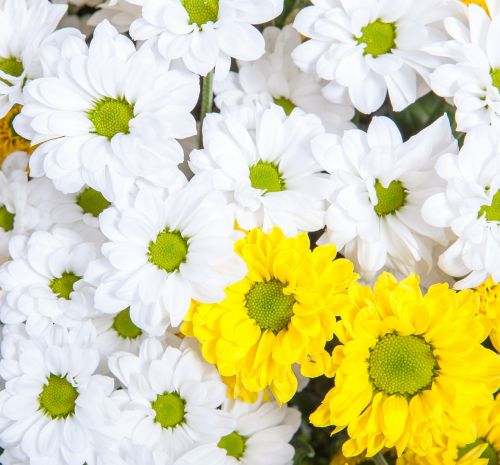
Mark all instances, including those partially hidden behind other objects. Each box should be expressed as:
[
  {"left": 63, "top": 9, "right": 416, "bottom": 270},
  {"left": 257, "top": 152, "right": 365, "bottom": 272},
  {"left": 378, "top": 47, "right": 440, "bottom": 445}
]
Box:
[
  {"left": 199, "top": 70, "right": 214, "bottom": 147},
  {"left": 372, "top": 453, "right": 389, "bottom": 465}
]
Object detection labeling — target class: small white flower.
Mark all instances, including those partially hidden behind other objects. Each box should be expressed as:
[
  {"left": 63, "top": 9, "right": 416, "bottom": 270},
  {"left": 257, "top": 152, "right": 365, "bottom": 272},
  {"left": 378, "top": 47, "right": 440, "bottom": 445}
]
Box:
[
  {"left": 0, "top": 227, "right": 99, "bottom": 336},
  {"left": 14, "top": 20, "right": 198, "bottom": 201},
  {"left": 0, "top": 323, "right": 118, "bottom": 465},
  {"left": 87, "top": 179, "right": 246, "bottom": 334},
  {"left": 0, "top": 0, "right": 67, "bottom": 118},
  {"left": 422, "top": 125, "right": 500, "bottom": 289},
  {"left": 292, "top": 0, "right": 452, "bottom": 114},
  {"left": 214, "top": 26, "right": 354, "bottom": 134},
  {"left": 130, "top": 0, "right": 284, "bottom": 79},
  {"left": 190, "top": 105, "right": 328, "bottom": 235},
  {"left": 312, "top": 115, "right": 457, "bottom": 281},
  {"left": 109, "top": 338, "right": 235, "bottom": 460},
  {"left": 88, "top": 0, "right": 143, "bottom": 33}
]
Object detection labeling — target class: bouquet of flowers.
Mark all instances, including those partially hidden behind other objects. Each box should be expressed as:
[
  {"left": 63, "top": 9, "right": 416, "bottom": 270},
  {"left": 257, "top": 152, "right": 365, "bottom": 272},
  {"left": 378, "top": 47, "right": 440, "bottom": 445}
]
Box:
[{"left": 0, "top": 0, "right": 498, "bottom": 464}]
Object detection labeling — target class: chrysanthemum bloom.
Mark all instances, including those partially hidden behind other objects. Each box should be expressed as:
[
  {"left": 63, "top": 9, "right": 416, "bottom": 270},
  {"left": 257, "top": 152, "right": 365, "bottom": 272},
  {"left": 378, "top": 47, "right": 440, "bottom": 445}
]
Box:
[
  {"left": 0, "top": 106, "right": 33, "bottom": 164},
  {"left": 311, "top": 273, "right": 500, "bottom": 458},
  {"left": 475, "top": 278, "right": 500, "bottom": 353},
  {"left": 130, "top": 0, "right": 283, "bottom": 79},
  {"left": 182, "top": 227, "right": 357, "bottom": 403}
]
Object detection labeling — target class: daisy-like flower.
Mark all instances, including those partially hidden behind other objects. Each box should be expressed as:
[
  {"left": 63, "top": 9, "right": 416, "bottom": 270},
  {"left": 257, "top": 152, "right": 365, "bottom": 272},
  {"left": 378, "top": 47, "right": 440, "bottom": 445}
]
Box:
[
  {"left": 0, "top": 0, "right": 67, "bottom": 118},
  {"left": 428, "top": 0, "right": 500, "bottom": 131},
  {"left": 0, "top": 106, "right": 33, "bottom": 164},
  {"left": 0, "top": 227, "right": 99, "bottom": 336},
  {"left": 88, "top": 0, "right": 143, "bottom": 32},
  {"left": 312, "top": 115, "right": 456, "bottom": 282},
  {"left": 292, "top": 0, "right": 452, "bottom": 114},
  {"left": 422, "top": 125, "right": 500, "bottom": 289},
  {"left": 129, "top": 0, "right": 284, "bottom": 79},
  {"left": 109, "top": 337, "right": 235, "bottom": 460},
  {"left": 213, "top": 26, "right": 354, "bottom": 134},
  {"left": 190, "top": 105, "right": 329, "bottom": 235},
  {"left": 475, "top": 278, "right": 500, "bottom": 352},
  {"left": 311, "top": 273, "right": 500, "bottom": 458},
  {"left": 14, "top": 20, "right": 198, "bottom": 201},
  {"left": 0, "top": 323, "right": 119, "bottom": 465},
  {"left": 87, "top": 179, "right": 246, "bottom": 335},
  {"left": 182, "top": 227, "right": 357, "bottom": 403}
]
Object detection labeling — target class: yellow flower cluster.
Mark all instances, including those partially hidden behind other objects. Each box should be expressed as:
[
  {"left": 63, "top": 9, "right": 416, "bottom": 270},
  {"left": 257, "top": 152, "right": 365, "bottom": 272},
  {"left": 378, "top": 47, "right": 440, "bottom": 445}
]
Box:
[
  {"left": 476, "top": 277, "right": 500, "bottom": 352},
  {"left": 0, "top": 105, "right": 32, "bottom": 165}
]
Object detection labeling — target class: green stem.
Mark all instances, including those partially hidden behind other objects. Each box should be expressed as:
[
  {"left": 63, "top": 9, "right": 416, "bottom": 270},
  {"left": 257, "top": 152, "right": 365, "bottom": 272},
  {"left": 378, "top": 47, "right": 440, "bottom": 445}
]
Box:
[
  {"left": 199, "top": 70, "right": 214, "bottom": 146},
  {"left": 372, "top": 452, "right": 389, "bottom": 465}
]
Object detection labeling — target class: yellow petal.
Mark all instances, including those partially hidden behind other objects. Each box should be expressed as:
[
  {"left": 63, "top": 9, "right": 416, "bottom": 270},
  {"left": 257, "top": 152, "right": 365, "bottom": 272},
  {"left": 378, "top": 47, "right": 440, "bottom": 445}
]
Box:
[{"left": 382, "top": 395, "right": 408, "bottom": 444}]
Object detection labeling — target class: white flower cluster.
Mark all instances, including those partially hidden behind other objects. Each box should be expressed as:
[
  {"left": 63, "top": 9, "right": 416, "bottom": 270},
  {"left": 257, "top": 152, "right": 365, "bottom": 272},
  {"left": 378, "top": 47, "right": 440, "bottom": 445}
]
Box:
[{"left": 0, "top": 0, "right": 499, "bottom": 462}]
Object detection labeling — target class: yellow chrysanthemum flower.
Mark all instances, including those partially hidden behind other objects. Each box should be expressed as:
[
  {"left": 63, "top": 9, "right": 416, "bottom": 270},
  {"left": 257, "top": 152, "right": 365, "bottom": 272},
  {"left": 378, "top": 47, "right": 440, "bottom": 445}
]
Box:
[
  {"left": 0, "top": 105, "right": 32, "bottom": 165},
  {"left": 182, "top": 227, "right": 357, "bottom": 403},
  {"left": 311, "top": 273, "right": 500, "bottom": 458},
  {"left": 330, "top": 451, "right": 369, "bottom": 465},
  {"left": 475, "top": 278, "right": 500, "bottom": 352}
]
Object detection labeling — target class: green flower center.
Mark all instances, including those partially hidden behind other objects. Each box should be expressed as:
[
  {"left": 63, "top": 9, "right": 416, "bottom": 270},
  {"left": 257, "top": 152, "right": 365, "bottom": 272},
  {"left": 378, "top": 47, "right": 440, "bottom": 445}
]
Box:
[
  {"left": 218, "top": 431, "right": 247, "bottom": 459},
  {"left": 87, "top": 97, "right": 135, "bottom": 140},
  {"left": 148, "top": 229, "right": 188, "bottom": 273},
  {"left": 0, "top": 56, "right": 23, "bottom": 86},
  {"left": 458, "top": 438, "right": 499, "bottom": 465},
  {"left": 38, "top": 374, "right": 79, "bottom": 419},
  {"left": 76, "top": 187, "right": 110, "bottom": 217},
  {"left": 368, "top": 334, "right": 438, "bottom": 396},
  {"left": 0, "top": 205, "right": 15, "bottom": 231},
  {"left": 274, "top": 97, "right": 296, "bottom": 116},
  {"left": 246, "top": 280, "right": 295, "bottom": 333},
  {"left": 478, "top": 188, "right": 500, "bottom": 222},
  {"left": 181, "top": 0, "right": 219, "bottom": 25},
  {"left": 373, "top": 179, "right": 407, "bottom": 216},
  {"left": 152, "top": 392, "right": 186, "bottom": 429},
  {"left": 491, "top": 69, "right": 500, "bottom": 92},
  {"left": 249, "top": 161, "right": 286, "bottom": 194},
  {"left": 112, "top": 308, "right": 142, "bottom": 339},
  {"left": 357, "top": 20, "right": 396, "bottom": 57},
  {"left": 49, "top": 272, "right": 81, "bottom": 300}
]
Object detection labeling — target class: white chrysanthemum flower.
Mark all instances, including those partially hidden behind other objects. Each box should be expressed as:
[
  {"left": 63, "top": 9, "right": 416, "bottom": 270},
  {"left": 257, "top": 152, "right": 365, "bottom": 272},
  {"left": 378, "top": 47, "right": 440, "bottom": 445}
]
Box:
[
  {"left": 86, "top": 179, "right": 246, "bottom": 334},
  {"left": 0, "top": 0, "right": 67, "bottom": 118},
  {"left": 312, "top": 115, "right": 457, "bottom": 281},
  {"left": 189, "top": 105, "right": 328, "bottom": 235},
  {"left": 88, "top": 0, "right": 143, "bottom": 32},
  {"left": 109, "top": 338, "right": 235, "bottom": 460},
  {"left": 422, "top": 125, "right": 500, "bottom": 289},
  {"left": 292, "top": 0, "right": 452, "bottom": 114},
  {"left": 14, "top": 20, "right": 198, "bottom": 201},
  {"left": 129, "top": 0, "right": 284, "bottom": 79},
  {"left": 427, "top": 2, "right": 500, "bottom": 131},
  {"left": 206, "top": 398, "right": 301, "bottom": 465},
  {"left": 0, "top": 323, "right": 119, "bottom": 465},
  {"left": 0, "top": 227, "right": 99, "bottom": 336},
  {"left": 213, "top": 26, "right": 354, "bottom": 134}
]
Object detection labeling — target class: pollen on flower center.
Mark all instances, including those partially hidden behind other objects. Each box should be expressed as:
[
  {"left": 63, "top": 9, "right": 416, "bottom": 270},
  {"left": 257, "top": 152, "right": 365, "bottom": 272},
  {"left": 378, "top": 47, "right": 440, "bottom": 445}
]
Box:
[
  {"left": 373, "top": 179, "right": 407, "bottom": 216},
  {"left": 148, "top": 228, "right": 188, "bottom": 273},
  {"left": 87, "top": 97, "right": 135, "bottom": 140},
  {"left": 218, "top": 431, "right": 247, "bottom": 459},
  {"left": 478, "top": 189, "right": 500, "bottom": 222},
  {"left": 458, "top": 438, "right": 499, "bottom": 465},
  {"left": 112, "top": 308, "right": 142, "bottom": 339},
  {"left": 0, "top": 205, "right": 15, "bottom": 231},
  {"left": 0, "top": 56, "right": 23, "bottom": 86},
  {"left": 357, "top": 20, "right": 396, "bottom": 57},
  {"left": 76, "top": 187, "right": 110, "bottom": 217},
  {"left": 181, "top": 0, "right": 219, "bottom": 26},
  {"left": 274, "top": 97, "right": 296, "bottom": 116},
  {"left": 0, "top": 106, "right": 32, "bottom": 164},
  {"left": 368, "top": 334, "right": 438, "bottom": 396},
  {"left": 49, "top": 271, "right": 81, "bottom": 300},
  {"left": 249, "top": 161, "right": 286, "bottom": 194},
  {"left": 152, "top": 392, "right": 186, "bottom": 429},
  {"left": 246, "top": 280, "right": 295, "bottom": 332},
  {"left": 38, "top": 374, "right": 79, "bottom": 419}
]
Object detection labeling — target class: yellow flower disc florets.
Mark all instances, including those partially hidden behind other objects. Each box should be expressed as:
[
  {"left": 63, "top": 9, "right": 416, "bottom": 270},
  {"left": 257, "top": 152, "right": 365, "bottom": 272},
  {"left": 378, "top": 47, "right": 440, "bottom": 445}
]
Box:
[
  {"left": 311, "top": 273, "right": 500, "bottom": 458},
  {"left": 475, "top": 277, "right": 500, "bottom": 352},
  {"left": 460, "top": 0, "right": 489, "bottom": 13},
  {"left": 0, "top": 105, "right": 33, "bottom": 165},
  {"left": 181, "top": 227, "right": 357, "bottom": 403}
]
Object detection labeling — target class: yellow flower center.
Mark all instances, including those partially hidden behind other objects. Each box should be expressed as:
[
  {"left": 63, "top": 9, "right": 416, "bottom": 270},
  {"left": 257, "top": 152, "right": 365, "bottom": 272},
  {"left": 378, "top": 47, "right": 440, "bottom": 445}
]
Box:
[
  {"left": 38, "top": 374, "right": 79, "bottom": 419},
  {"left": 273, "top": 97, "right": 296, "bottom": 116},
  {"left": 148, "top": 229, "right": 188, "bottom": 273},
  {"left": 249, "top": 161, "right": 286, "bottom": 194},
  {"left": 49, "top": 271, "right": 81, "bottom": 300},
  {"left": 373, "top": 179, "right": 407, "bottom": 216},
  {"left": 357, "top": 20, "right": 396, "bottom": 57},
  {"left": 87, "top": 97, "right": 135, "bottom": 140},
  {"left": 151, "top": 392, "right": 186, "bottom": 429},
  {"left": 479, "top": 189, "right": 500, "bottom": 222},
  {"left": 458, "top": 438, "right": 499, "bottom": 465},
  {"left": 0, "top": 56, "right": 23, "bottom": 86},
  {"left": 368, "top": 334, "right": 438, "bottom": 396},
  {"left": 181, "top": 0, "right": 219, "bottom": 26},
  {"left": 0, "top": 205, "right": 15, "bottom": 232},
  {"left": 461, "top": 0, "right": 489, "bottom": 12},
  {"left": 246, "top": 280, "right": 295, "bottom": 332},
  {"left": 112, "top": 308, "right": 142, "bottom": 339},
  {"left": 491, "top": 69, "right": 500, "bottom": 91},
  {"left": 76, "top": 187, "right": 110, "bottom": 217},
  {"left": 218, "top": 431, "right": 247, "bottom": 459},
  {"left": 0, "top": 105, "right": 33, "bottom": 165}
]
